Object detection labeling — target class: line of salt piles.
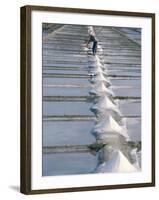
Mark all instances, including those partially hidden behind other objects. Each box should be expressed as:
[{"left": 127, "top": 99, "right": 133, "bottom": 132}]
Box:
[{"left": 86, "top": 26, "right": 140, "bottom": 173}]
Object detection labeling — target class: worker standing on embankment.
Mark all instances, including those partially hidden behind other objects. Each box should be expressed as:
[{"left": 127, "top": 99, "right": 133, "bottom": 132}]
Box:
[{"left": 86, "top": 26, "right": 98, "bottom": 56}]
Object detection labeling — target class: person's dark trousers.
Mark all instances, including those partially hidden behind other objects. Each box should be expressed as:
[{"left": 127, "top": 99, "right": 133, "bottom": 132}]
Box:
[{"left": 92, "top": 41, "right": 98, "bottom": 55}]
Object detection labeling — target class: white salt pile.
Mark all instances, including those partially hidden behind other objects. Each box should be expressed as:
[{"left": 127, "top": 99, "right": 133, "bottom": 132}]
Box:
[
  {"left": 89, "top": 82, "right": 114, "bottom": 96},
  {"left": 91, "top": 96, "right": 122, "bottom": 116},
  {"left": 90, "top": 74, "right": 111, "bottom": 87},
  {"left": 95, "top": 56, "right": 105, "bottom": 70},
  {"left": 91, "top": 71, "right": 107, "bottom": 81},
  {"left": 95, "top": 147, "right": 138, "bottom": 173},
  {"left": 92, "top": 116, "right": 129, "bottom": 140},
  {"left": 90, "top": 65, "right": 108, "bottom": 76}
]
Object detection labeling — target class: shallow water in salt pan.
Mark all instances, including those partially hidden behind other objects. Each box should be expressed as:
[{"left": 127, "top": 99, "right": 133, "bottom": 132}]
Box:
[
  {"left": 43, "top": 87, "right": 90, "bottom": 96},
  {"left": 43, "top": 121, "right": 95, "bottom": 146},
  {"left": 43, "top": 102, "right": 93, "bottom": 116},
  {"left": 111, "top": 87, "right": 141, "bottom": 97},
  {"left": 117, "top": 100, "right": 141, "bottom": 117},
  {"left": 43, "top": 69, "right": 88, "bottom": 75},
  {"left": 126, "top": 118, "right": 141, "bottom": 141},
  {"left": 110, "top": 78, "right": 141, "bottom": 87},
  {"left": 43, "top": 152, "right": 98, "bottom": 176},
  {"left": 43, "top": 77, "right": 89, "bottom": 85}
]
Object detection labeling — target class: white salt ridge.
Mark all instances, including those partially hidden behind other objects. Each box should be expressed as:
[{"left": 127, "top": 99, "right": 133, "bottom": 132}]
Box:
[
  {"left": 92, "top": 116, "right": 129, "bottom": 139},
  {"left": 95, "top": 149, "right": 138, "bottom": 173},
  {"left": 91, "top": 96, "right": 122, "bottom": 116},
  {"left": 89, "top": 82, "right": 114, "bottom": 96},
  {"left": 97, "top": 111, "right": 123, "bottom": 127},
  {"left": 90, "top": 73, "right": 111, "bottom": 86},
  {"left": 95, "top": 56, "right": 105, "bottom": 70},
  {"left": 98, "top": 45, "right": 103, "bottom": 53},
  {"left": 87, "top": 27, "right": 139, "bottom": 173},
  {"left": 91, "top": 65, "right": 108, "bottom": 76}
]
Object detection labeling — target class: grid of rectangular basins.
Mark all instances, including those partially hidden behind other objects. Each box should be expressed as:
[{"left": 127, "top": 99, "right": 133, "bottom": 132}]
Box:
[{"left": 42, "top": 24, "right": 141, "bottom": 176}]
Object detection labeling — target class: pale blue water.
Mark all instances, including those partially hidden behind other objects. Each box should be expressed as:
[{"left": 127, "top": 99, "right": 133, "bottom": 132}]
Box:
[
  {"left": 117, "top": 100, "right": 141, "bottom": 116},
  {"left": 43, "top": 87, "right": 90, "bottom": 96},
  {"left": 43, "top": 152, "right": 98, "bottom": 176},
  {"left": 43, "top": 77, "right": 89, "bottom": 85},
  {"left": 43, "top": 102, "right": 93, "bottom": 116},
  {"left": 43, "top": 121, "right": 95, "bottom": 146}
]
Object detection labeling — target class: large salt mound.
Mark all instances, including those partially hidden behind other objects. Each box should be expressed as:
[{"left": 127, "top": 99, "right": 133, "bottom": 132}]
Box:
[
  {"left": 90, "top": 65, "right": 108, "bottom": 76},
  {"left": 91, "top": 96, "right": 122, "bottom": 116},
  {"left": 92, "top": 116, "right": 129, "bottom": 139},
  {"left": 95, "top": 149, "right": 138, "bottom": 173},
  {"left": 95, "top": 56, "right": 105, "bottom": 70},
  {"left": 90, "top": 73, "right": 111, "bottom": 86},
  {"left": 91, "top": 72, "right": 108, "bottom": 82},
  {"left": 89, "top": 82, "right": 113, "bottom": 96}
]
